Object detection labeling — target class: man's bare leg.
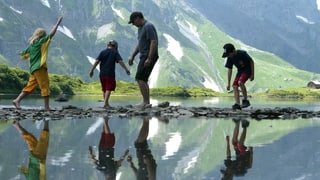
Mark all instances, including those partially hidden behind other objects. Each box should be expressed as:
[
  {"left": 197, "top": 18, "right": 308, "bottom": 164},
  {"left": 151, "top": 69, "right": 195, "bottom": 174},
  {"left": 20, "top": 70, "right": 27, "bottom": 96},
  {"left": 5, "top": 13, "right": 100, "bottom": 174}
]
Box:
[{"left": 137, "top": 80, "right": 150, "bottom": 106}]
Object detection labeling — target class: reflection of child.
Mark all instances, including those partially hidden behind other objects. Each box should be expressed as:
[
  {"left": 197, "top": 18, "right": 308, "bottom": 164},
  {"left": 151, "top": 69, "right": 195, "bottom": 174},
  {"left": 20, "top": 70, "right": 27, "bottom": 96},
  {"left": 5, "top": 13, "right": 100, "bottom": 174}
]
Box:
[
  {"left": 127, "top": 117, "right": 157, "bottom": 180},
  {"left": 89, "top": 40, "right": 130, "bottom": 108},
  {"left": 88, "top": 117, "right": 129, "bottom": 179},
  {"left": 13, "top": 120, "right": 50, "bottom": 180},
  {"left": 12, "top": 17, "right": 63, "bottom": 110},
  {"left": 221, "top": 119, "right": 253, "bottom": 179}
]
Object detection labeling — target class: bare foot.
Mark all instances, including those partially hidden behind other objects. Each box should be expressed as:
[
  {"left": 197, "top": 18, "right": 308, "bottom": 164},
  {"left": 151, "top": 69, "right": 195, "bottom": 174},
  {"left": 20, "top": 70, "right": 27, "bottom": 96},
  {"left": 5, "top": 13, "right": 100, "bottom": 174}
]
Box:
[
  {"left": 12, "top": 100, "right": 21, "bottom": 109},
  {"left": 12, "top": 120, "right": 19, "bottom": 128}
]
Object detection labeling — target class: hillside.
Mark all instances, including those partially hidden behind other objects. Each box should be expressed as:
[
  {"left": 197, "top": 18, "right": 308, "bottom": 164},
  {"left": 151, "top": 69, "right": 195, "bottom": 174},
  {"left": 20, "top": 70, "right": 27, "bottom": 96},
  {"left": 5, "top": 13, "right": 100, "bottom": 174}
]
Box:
[{"left": 1, "top": 0, "right": 320, "bottom": 93}]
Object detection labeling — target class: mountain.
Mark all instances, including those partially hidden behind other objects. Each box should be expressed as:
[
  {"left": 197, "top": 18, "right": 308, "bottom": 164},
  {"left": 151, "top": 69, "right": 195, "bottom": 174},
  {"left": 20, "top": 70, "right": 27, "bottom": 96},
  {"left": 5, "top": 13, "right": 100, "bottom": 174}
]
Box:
[
  {"left": 1, "top": 0, "right": 320, "bottom": 93},
  {"left": 185, "top": 0, "right": 320, "bottom": 73}
]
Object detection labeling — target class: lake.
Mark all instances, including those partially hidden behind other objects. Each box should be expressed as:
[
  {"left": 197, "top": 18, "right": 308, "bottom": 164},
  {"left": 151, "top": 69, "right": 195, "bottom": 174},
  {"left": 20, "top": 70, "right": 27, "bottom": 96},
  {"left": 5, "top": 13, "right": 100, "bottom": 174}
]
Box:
[{"left": 1, "top": 95, "right": 320, "bottom": 180}]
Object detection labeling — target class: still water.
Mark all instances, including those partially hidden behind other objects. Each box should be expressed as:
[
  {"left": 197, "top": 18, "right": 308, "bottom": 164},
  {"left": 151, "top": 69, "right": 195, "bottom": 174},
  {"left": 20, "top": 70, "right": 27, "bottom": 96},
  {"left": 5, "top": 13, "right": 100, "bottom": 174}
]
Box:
[{"left": 1, "top": 96, "right": 320, "bottom": 180}]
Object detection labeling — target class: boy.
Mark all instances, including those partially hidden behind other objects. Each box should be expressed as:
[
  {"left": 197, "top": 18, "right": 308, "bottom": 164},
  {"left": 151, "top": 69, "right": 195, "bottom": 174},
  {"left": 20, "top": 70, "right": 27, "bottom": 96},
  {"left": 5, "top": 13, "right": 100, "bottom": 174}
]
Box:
[
  {"left": 222, "top": 43, "right": 255, "bottom": 110},
  {"left": 89, "top": 40, "right": 130, "bottom": 108}
]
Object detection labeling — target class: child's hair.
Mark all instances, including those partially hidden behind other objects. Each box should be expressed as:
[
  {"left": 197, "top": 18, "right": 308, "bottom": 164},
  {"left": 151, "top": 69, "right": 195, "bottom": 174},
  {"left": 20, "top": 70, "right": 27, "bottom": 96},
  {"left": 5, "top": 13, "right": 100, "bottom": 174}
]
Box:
[{"left": 29, "top": 28, "right": 47, "bottom": 44}]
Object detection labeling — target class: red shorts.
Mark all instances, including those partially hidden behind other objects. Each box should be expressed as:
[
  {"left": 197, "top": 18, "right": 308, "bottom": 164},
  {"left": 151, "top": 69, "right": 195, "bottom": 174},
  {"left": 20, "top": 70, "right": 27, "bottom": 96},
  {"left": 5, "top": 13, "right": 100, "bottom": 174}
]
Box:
[
  {"left": 232, "top": 140, "right": 247, "bottom": 156},
  {"left": 100, "top": 76, "right": 116, "bottom": 92},
  {"left": 99, "top": 133, "right": 115, "bottom": 149},
  {"left": 233, "top": 73, "right": 249, "bottom": 86}
]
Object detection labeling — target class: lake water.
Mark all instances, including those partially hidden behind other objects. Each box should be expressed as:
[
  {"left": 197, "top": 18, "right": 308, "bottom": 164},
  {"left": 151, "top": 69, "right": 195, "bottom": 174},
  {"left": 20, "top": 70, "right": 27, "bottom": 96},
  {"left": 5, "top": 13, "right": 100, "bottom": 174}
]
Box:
[{"left": 1, "top": 95, "right": 320, "bottom": 180}]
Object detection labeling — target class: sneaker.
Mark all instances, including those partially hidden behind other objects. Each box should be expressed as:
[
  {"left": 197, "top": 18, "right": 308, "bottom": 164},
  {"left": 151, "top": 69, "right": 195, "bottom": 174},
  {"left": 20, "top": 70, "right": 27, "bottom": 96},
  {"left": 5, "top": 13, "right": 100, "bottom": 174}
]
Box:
[
  {"left": 232, "top": 103, "right": 241, "bottom": 110},
  {"left": 241, "top": 99, "right": 251, "bottom": 108},
  {"left": 241, "top": 120, "right": 250, "bottom": 128}
]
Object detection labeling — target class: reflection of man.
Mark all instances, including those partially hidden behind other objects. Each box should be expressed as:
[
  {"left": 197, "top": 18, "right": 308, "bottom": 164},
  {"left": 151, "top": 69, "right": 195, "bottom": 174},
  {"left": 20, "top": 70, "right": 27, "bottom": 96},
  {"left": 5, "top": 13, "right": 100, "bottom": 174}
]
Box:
[
  {"left": 88, "top": 116, "right": 129, "bottom": 180},
  {"left": 221, "top": 119, "right": 253, "bottom": 179},
  {"left": 13, "top": 120, "right": 50, "bottom": 180},
  {"left": 127, "top": 117, "right": 157, "bottom": 180}
]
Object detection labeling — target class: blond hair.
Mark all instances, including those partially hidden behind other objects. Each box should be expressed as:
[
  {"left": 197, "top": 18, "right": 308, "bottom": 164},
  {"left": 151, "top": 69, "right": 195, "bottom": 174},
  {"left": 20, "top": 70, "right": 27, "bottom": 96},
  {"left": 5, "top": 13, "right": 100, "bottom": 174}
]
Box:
[{"left": 28, "top": 28, "right": 47, "bottom": 44}]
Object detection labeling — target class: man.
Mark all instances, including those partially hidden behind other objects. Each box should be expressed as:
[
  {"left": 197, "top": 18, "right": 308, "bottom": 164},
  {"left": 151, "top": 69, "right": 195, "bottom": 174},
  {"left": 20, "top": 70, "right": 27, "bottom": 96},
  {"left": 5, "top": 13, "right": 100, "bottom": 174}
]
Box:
[
  {"left": 128, "top": 11, "right": 159, "bottom": 108},
  {"left": 222, "top": 43, "right": 254, "bottom": 110}
]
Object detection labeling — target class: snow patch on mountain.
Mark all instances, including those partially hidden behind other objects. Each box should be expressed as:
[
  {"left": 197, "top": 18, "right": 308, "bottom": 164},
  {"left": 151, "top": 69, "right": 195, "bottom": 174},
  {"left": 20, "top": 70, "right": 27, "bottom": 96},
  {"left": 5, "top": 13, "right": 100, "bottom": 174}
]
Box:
[
  {"left": 9, "top": 6, "right": 22, "bottom": 14},
  {"left": 202, "top": 76, "right": 220, "bottom": 92},
  {"left": 111, "top": 4, "right": 124, "bottom": 19},
  {"left": 177, "top": 19, "right": 201, "bottom": 46},
  {"left": 296, "top": 15, "right": 315, "bottom": 24},
  {"left": 0, "top": 17, "right": 3, "bottom": 22},
  {"left": 149, "top": 58, "right": 160, "bottom": 88},
  {"left": 41, "top": 0, "right": 50, "bottom": 8},
  {"left": 58, "top": 26, "right": 76, "bottom": 40},
  {"left": 97, "top": 23, "right": 114, "bottom": 40},
  {"left": 163, "top": 33, "right": 183, "bottom": 61},
  {"left": 317, "top": 0, "right": 320, "bottom": 10}
]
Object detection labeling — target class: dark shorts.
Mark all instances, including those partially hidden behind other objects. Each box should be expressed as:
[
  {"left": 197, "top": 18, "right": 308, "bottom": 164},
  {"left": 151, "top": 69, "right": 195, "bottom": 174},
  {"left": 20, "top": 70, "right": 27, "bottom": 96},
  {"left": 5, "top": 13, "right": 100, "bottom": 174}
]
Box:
[
  {"left": 135, "top": 55, "right": 158, "bottom": 82},
  {"left": 233, "top": 73, "right": 250, "bottom": 86},
  {"left": 100, "top": 76, "right": 116, "bottom": 92},
  {"left": 99, "top": 133, "right": 115, "bottom": 149}
]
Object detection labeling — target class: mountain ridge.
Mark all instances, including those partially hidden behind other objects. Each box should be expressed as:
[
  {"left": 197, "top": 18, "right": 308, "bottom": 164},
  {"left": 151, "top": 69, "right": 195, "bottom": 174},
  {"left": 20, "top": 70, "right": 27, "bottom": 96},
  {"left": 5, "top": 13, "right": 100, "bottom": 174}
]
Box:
[{"left": 1, "top": 0, "right": 320, "bottom": 93}]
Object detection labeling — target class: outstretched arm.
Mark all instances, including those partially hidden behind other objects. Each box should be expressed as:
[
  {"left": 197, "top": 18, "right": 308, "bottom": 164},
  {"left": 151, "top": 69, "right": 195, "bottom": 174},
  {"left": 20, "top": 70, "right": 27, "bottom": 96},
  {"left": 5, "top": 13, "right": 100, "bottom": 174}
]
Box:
[
  {"left": 116, "top": 149, "right": 129, "bottom": 166},
  {"left": 50, "top": 16, "right": 63, "bottom": 38},
  {"left": 118, "top": 60, "right": 130, "bottom": 75},
  {"left": 88, "top": 146, "right": 98, "bottom": 165},
  {"left": 89, "top": 60, "right": 100, "bottom": 77}
]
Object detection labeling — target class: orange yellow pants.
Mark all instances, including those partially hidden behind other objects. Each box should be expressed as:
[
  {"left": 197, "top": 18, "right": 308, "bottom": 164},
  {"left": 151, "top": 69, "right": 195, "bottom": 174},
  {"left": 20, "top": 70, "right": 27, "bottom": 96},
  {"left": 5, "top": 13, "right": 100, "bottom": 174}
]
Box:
[
  {"left": 22, "top": 130, "right": 49, "bottom": 160},
  {"left": 23, "top": 67, "right": 50, "bottom": 96}
]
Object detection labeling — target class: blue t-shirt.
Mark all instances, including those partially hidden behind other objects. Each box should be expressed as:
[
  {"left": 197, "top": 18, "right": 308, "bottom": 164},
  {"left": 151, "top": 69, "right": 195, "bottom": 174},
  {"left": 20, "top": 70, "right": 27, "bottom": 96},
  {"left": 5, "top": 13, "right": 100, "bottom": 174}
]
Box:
[
  {"left": 96, "top": 48, "right": 122, "bottom": 77},
  {"left": 138, "top": 20, "right": 158, "bottom": 57},
  {"left": 225, "top": 50, "right": 253, "bottom": 76}
]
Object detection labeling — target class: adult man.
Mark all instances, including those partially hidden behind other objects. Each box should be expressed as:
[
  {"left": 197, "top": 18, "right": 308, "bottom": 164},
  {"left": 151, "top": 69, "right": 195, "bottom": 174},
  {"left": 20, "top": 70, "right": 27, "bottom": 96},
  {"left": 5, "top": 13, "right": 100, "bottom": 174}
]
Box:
[
  {"left": 128, "top": 11, "right": 159, "bottom": 108},
  {"left": 222, "top": 43, "right": 254, "bottom": 110}
]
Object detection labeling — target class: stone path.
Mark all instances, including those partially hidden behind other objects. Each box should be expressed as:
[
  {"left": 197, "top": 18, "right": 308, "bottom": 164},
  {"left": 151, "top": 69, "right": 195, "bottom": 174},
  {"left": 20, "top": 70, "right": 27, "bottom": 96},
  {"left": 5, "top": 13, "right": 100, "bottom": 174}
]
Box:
[{"left": 1, "top": 101, "right": 320, "bottom": 121}]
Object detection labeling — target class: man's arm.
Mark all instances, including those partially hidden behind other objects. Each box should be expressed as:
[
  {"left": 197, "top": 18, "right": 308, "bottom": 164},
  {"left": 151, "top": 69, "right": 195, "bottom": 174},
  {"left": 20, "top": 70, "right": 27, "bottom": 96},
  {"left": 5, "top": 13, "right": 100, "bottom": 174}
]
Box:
[
  {"left": 50, "top": 16, "right": 63, "bottom": 38},
  {"left": 144, "top": 39, "right": 158, "bottom": 67},
  {"left": 128, "top": 45, "right": 139, "bottom": 66}
]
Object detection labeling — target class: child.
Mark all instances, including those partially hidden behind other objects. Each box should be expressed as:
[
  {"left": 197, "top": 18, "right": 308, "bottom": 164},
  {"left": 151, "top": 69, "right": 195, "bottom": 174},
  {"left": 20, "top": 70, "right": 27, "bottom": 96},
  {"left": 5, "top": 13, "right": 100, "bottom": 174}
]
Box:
[
  {"left": 222, "top": 43, "right": 255, "bottom": 110},
  {"left": 88, "top": 116, "right": 129, "bottom": 179},
  {"left": 13, "top": 120, "right": 50, "bottom": 180},
  {"left": 89, "top": 40, "right": 130, "bottom": 108},
  {"left": 12, "top": 16, "right": 63, "bottom": 110}
]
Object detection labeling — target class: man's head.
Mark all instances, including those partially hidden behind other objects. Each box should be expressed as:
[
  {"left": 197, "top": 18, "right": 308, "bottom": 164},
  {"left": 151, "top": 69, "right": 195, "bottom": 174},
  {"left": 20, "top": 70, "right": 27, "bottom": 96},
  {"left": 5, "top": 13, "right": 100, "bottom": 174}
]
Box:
[
  {"left": 128, "top": 11, "right": 144, "bottom": 26},
  {"left": 222, "top": 43, "right": 236, "bottom": 58}
]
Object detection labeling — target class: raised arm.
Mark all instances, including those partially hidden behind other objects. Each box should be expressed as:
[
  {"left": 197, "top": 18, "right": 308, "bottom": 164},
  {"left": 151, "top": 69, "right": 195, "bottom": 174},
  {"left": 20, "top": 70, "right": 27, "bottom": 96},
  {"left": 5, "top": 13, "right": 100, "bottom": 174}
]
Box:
[{"left": 50, "top": 16, "right": 63, "bottom": 38}]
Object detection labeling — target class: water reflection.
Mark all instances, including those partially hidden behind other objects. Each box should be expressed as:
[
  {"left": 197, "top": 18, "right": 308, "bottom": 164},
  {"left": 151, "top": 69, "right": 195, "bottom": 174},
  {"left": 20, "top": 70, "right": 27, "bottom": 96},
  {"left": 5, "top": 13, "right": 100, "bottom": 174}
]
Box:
[
  {"left": 127, "top": 117, "right": 157, "bottom": 180},
  {"left": 220, "top": 118, "right": 253, "bottom": 179},
  {"left": 1, "top": 114, "right": 320, "bottom": 180},
  {"left": 12, "top": 119, "right": 50, "bottom": 180},
  {"left": 88, "top": 116, "right": 129, "bottom": 180}
]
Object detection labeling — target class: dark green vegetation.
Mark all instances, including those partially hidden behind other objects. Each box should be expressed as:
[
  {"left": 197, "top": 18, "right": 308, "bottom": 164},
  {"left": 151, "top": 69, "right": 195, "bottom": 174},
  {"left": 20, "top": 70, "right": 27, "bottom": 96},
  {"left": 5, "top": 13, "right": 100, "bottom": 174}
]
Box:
[{"left": 1, "top": 64, "right": 320, "bottom": 98}]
